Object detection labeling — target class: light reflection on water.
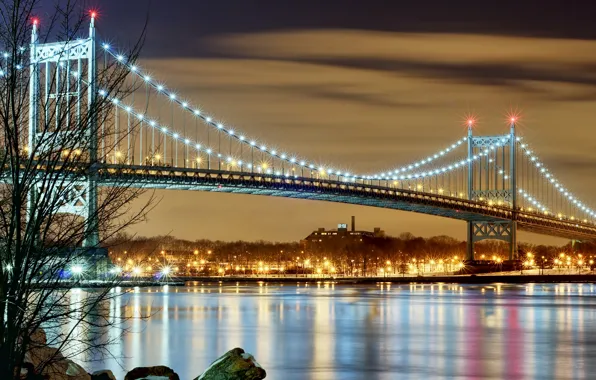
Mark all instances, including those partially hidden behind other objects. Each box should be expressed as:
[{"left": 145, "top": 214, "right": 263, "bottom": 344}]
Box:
[{"left": 84, "top": 283, "right": 596, "bottom": 380}]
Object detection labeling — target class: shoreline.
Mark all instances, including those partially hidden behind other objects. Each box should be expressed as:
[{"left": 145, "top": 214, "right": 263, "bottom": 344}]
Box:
[
  {"left": 177, "top": 274, "right": 596, "bottom": 285},
  {"left": 53, "top": 274, "right": 596, "bottom": 288}
]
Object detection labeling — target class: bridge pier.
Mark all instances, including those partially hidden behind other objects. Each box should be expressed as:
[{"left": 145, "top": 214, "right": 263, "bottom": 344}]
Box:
[
  {"left": 466, "top": 221, "right": 474, "bottom": 261},
  {"left": 465, "top": 119, "right": 519, "bottom": 262},
  {"left": 467, "top": 221, "right": 516, "bottom": 261},
  {"left": 83, "top": 16, "right": 100, "bottom": 248},
  {"left": 509, "top": 221, "right": 517, "bottom": 261},
  {"left": 29, "top": 14, "right": 101, "bottom": 249}
]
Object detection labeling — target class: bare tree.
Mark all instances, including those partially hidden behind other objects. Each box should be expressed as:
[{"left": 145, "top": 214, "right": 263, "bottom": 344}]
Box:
[{"left": 0, "top": 1, "right": 153, "bottom": 378}]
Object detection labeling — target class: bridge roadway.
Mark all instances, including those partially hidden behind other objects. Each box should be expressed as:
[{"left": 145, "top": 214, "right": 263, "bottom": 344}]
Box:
[{"left": 98, "top": 164, "right": 596, "bottom": 241}]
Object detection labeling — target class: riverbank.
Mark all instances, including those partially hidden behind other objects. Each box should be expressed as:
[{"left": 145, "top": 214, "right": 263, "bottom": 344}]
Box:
[
  {"left": 176, "top": 274, "right": 596, "bottom": 284},
  {"left": 52, "top": 280, "right": 185, "bottom": 288},
  {"left": 49, "top": 274, "right": 596, "bottom": 289}
]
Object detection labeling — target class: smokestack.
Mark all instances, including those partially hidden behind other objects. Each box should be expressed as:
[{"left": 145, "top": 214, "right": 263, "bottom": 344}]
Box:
[{"left": 351, "top": 216, "right": 355, "bottom": 232}]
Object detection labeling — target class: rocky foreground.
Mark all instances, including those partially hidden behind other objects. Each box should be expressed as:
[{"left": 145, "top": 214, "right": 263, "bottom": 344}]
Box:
[
  {"left": 122, "top": 348, "right": 266, "bottom": 380},
  {"left": 22, "top": 330, "right": 266, "bottom": 380}
]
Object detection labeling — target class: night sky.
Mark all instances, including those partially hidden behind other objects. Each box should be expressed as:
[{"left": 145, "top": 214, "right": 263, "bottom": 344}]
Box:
[{"left": 86, "top": 1, "right": 596, "bottom": 243}]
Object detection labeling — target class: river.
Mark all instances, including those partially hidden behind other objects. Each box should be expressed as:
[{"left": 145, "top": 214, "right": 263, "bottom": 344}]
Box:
[{"left": 83, "top": 282, "right": 596, "bottom": 379}]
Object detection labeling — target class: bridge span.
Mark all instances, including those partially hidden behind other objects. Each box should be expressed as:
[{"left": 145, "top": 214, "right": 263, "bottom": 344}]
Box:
[
  {"left": 18, "top": 15, "right": 596, "bottom": 263},
  {"left": 99, "top": 165, "right": 596, "bottom": 242}
]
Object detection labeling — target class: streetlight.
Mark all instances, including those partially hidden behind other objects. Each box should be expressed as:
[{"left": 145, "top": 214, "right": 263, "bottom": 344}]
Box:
[
  {"left": 70, "top": 265, "right": 84, "bottom": 276},
  {"left": 578, "top": 260, "right": 584, "bottom": 274}
]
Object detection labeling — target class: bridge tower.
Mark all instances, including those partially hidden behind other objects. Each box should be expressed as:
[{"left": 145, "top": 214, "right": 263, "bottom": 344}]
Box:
[
  {"left": 28, "top": 15, "right": 99, "bottom": 248},
  {"left": 466, "top": 121, "right": 518, "bottom": 261}
]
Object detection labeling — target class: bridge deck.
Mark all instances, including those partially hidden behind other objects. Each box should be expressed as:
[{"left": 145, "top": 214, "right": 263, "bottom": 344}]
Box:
[{"left": 98, "top": 165, "right": 596, "bottom": 241}]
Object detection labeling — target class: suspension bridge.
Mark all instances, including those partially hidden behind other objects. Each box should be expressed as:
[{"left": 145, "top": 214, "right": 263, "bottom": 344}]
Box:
[{"left": 21, "top": 16, "right": 596, "bottom": 262}]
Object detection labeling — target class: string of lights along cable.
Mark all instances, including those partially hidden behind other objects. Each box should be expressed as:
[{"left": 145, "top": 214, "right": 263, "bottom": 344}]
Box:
[
  {"left": 99, "top": 42, "right": 595, "bottom": 222},
  {"left": 7, "top": 13, "right": 596, "bottom": 258}
]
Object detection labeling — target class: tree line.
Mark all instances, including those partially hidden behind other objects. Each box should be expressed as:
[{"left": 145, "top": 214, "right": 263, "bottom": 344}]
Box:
[{"left": 106, "top": 232, "right": 596, "bottom": 276}]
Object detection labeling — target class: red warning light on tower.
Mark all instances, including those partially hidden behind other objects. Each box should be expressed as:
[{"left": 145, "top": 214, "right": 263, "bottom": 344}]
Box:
[
  {"left": 506, "top": 110, "right": 522, "bottom": 125},
  {"left": 462, "top": 113, "right": 477, "bottom": 129}
]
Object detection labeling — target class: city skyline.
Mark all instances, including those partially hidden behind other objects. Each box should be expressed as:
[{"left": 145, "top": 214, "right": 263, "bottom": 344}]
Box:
[{"left": 80, "top": 1, "right": 596, "bottom": 244}]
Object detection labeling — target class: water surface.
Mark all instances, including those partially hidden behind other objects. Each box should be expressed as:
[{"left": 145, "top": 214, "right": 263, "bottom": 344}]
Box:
[{"left": 88, "top": 283, "right": 596, "bottom": 379}]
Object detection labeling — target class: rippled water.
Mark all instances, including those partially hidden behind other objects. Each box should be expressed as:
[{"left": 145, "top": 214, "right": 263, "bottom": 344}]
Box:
[{"left": 85, "top": 283, "right": 596, "bottom": 379}]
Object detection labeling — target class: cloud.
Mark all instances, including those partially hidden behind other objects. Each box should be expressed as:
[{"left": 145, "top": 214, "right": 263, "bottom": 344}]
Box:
[
  {"left": 546, "top": 154, "right": 596, "bottom": 172},
  {"left": 207, "top": 30, "right": 596, "bottom": 94},
  {"left": 208, "top": 30, "right": 596, "bottom": 63},
  {"left": 126, "top": 30, "right": 596, "bottom": 244}
]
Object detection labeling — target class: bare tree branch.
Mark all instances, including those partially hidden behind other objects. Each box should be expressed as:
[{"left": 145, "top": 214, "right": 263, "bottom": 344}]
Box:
[{"left": 0, "top": 1, "right": 153, "bottom": 378}]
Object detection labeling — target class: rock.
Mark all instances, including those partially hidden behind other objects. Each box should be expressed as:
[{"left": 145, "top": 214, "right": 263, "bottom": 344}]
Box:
[
  {"left": 20, "top": 327, "right": 91, "bottom": 380},
  {"left": 26, "top": 345, "right": 90, "bottom": 380},
  {"left": 124, "top": 365, "right": 180, "bottom": 380},
  {"left": 44, "top": 359, "right": 90, "bottom": 380},
  {"left": 30, "top": 328, "right": 47, "bottom": 346},
  {"left": 20, "top": 362, "right": 32, "bottom": 378},
  {"left": 19, "top": 362, "right": 44, "bottom": 380},
  {"left": 90, "top": 370, "right": 117, "bottom": 380},
  {"left": 25, "top": 345, "right": 64, "bottom": 367},
  {"left": 66, "top": 361, "right": 87, "bottom": 376},
  {"left": 194, "top": 348, "right": 266, "bottom": 380}
]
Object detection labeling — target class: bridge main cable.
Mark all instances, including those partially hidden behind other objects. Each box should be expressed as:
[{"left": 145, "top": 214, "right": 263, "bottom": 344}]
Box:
[{"left": 100, "top": 44, "right": 373, "bottom": 182}]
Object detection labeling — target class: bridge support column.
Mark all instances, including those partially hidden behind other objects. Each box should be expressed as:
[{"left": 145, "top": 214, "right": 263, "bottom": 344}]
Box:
[
  {"left": 465, "top": 119, "right": 519, "bottom": 262},
  {"left": 27, "top": 22, "right": 39, "bottom": 232},
  {"left": 468, "top": 221, "right": 515, "bottom": 261},
  {"left": 83, "top": 15, "right": 99, "bottom": 248},
  {"left": 509, "top": 221, "right": 517, "bottom": 261},
  {"left": 29, "top": 13, "right": 101, "bottom": 250},
  {"left": 466, "top": 122, "right": 474, "bottom": 261},
  {"left": 466, "top": 222, "right": 475, "bottom": 261},
  {"left": 509, "top": 120, "right": 517, "bottom": 261}
]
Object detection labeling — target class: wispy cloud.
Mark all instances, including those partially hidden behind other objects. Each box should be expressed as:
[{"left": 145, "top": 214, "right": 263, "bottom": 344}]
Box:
[{"left": 128, "top": 30, "right": 596, "bottom": 243}]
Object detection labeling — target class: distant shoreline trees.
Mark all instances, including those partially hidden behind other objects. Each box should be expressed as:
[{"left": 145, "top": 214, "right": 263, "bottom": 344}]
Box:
[{"left": 106, "top": 233, "right": 596, "bottom": 276}]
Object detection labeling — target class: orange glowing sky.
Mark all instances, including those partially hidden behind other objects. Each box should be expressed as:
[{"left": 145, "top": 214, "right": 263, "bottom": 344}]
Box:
[{"left": 84, "top": 2, "right": 596, "bottom": 244}]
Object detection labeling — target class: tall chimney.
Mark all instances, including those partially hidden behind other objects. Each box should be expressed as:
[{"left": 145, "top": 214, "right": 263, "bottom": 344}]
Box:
[{"left": 351, "top": 216, "right": 355, "bottom": 232}]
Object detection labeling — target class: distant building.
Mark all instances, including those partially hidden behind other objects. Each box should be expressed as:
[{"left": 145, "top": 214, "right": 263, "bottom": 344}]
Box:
[{"left": 301, "top": 216, "right": 385, "bottom": 251}]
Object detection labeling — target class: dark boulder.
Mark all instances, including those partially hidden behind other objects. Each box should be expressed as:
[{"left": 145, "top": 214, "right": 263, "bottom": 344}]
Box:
[
  {"left": 90, "top": 370, "right": 117, "bottom": 380},
  {"left": 194, "top": 348, "right": 266, "bottom": 380},
  {"left": 124, "top": 365, "right": 180, "bottom": 380}
]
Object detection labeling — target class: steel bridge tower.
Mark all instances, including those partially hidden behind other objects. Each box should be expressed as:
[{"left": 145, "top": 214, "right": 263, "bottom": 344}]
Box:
[
  {"left": 28, "top": 16, "right": 99, "bottom": 248},
  {"left": 466, "top": 121, "right": 518, "bottom": 261}
]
